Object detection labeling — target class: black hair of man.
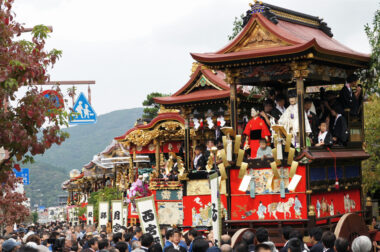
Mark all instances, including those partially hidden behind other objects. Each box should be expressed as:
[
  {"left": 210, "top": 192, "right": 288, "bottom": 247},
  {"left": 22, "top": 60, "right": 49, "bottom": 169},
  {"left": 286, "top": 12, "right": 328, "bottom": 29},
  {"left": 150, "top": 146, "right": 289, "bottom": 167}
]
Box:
[
  {"left": 256, "top": 228, "right": 269, "bottom": 243},
  {"left": 165, "top": 229, "right": 174, "bottom": 241},
  {"left": 195, "top": 145, "right": 203, "bottom": 151},
  {"left": 282, "top": 226, "right": 293, "bottom": 241},
  {"left": 255, "top": 243, "right": 272, "bottom": 252},
  {"left": 189, "top": 229, "right": 199, "bottom": 239},
  {"left": 148, "top": 243, "right": 163, "bottom": 252},
  {"left": 98, "top": 239, "right": 109, "bottom": 250},
  {"left": 287, "top": 238, "right": 302, "bottom": 252},
  {"left": 100, "top": 234, "right": 106, "bottom": 240},
  {"left": 334, "top": 238, "right": 349, "bottom": 252},
  {"left": 242, "top": 231, "right": 255, "bottom": 245},
  {"left": 304, "top": 97, "right": 313, "bottom": 104},
  {"left": 235, "top": 241, "right": 248, "bottom": 252},
  {"left": 289, "top": 230, "right": 303, "bottom": 243},
  {"left": 124, "top": 232, "right": 133, "bottom": 242},
  {"left": 192, "top": 238, "right": 209, "bottom": 252},
  {"left": 321, "top": 231, "right": 336, "bottom": 249},
  {"left": 275, "top": 94, "right": 286, "bottom": 102},
  {"left": 113, "top": 233, "right": 123, "bottom": 244},
  {"left": 115, "top": 241, "right": 128, "bottom": 252},
  {"left": 88, "top": 238, "right": 98, "bottom": 247},
  {"left": 346, "top": 74, "right": 359, "bottom": 83},
  {"left": 17, "top": 246, "right": 39, "bottom": 252},
  {"left": 134, "top": 226, "right": 142, "bottom": 235},
  {"left": 310, "top": 227, "right": 322, "bottom": 241},
  {"left": 141, "top": 233, "right": 154, "bottom": 248}
]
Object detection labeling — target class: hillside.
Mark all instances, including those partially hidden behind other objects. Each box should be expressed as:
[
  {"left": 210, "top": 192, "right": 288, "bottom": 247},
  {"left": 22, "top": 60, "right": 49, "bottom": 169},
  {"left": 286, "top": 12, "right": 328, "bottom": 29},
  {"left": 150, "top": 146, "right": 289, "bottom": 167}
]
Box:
[{"left": 24, "top": 107, "right": 143, "bottom": 207}]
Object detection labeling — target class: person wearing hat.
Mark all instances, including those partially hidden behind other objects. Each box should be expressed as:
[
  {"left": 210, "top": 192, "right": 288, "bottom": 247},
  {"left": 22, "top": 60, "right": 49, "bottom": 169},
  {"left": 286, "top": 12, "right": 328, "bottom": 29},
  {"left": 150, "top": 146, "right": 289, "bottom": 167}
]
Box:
[
  {"left": 2, "top": 239, "right": 21, "bottom": 252},
  {"left": 278, "top": 89, "right": 311, "bottom": 148}
]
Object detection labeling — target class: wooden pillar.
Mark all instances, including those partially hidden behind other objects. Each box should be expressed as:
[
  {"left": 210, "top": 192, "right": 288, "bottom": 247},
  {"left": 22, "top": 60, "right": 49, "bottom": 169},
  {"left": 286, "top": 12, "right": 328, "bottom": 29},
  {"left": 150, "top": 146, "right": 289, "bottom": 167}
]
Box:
[
  {"left": 230, "top": 83, "right": 238, "bottom": 135},
  {"left": 154, "top": 140, "right": 160, "bottom": 172},
  {"left": 184, "top": 119, "right": 191, "bottom": 171},
  {"left": 296, "top": 77, "right": 306, "bottom": 149}
]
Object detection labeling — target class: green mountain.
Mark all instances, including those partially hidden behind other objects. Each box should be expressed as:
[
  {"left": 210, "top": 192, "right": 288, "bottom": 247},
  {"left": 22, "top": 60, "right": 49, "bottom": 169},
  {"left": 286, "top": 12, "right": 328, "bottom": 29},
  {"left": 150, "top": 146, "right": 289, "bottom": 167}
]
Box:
[{"left": 24, "top": 107, "right": 143, "bottom": 207}]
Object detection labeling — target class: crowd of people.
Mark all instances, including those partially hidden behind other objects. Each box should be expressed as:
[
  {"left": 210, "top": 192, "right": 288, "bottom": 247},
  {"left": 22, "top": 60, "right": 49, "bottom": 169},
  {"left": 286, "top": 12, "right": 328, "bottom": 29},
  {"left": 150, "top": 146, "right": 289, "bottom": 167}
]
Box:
[{"left": 0, "top": 223, "right": 377, "bottom": 252}]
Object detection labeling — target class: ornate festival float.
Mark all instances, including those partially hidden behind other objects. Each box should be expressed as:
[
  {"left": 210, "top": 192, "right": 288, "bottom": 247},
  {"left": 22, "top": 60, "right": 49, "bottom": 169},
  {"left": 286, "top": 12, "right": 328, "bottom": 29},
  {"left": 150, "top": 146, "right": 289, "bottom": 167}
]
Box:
[{"left": 62, "top": 0, "right": 375, "bottom": 246}]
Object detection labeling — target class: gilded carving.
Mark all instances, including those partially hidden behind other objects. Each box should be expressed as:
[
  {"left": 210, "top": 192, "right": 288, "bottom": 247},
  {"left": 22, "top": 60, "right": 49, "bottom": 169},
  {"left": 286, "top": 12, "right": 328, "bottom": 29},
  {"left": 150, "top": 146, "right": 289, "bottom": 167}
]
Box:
[
  {"left": 290, "top": 61, "right": 311, "bottom": 79},
  {"left": 228, "top": 20, "right": 291, "bottom": 53}
]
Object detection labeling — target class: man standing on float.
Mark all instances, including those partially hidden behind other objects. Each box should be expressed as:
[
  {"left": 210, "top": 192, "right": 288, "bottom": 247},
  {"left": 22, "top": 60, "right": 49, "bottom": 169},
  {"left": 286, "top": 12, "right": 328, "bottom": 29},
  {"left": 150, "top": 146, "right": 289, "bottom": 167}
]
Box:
[{"left": 243, "top": 107, "right": 271, "bottom": 158}]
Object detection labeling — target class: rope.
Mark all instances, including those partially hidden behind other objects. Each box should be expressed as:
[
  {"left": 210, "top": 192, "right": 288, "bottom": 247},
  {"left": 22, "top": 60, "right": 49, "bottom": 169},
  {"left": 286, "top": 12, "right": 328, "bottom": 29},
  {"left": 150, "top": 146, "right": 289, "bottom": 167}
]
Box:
[{"left": 326, "top": 147, "right": 339, "bottom": 189}]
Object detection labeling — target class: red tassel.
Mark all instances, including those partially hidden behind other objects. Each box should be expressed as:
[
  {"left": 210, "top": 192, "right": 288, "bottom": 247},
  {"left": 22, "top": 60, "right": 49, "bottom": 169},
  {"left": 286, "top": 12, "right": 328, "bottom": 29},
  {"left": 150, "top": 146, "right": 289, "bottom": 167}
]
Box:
[{"left": 200, "top": 119, "right": 203, "bottom": 128}]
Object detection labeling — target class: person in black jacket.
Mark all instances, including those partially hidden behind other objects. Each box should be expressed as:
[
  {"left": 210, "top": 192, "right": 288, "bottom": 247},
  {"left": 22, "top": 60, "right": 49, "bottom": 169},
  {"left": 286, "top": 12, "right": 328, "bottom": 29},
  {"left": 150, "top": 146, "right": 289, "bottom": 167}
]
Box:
[
  {"left": 193, "top": 146, "right": 206, "bottom": 171},
  {"left": 330, "top": 110, "right": 349, "bottom": 145},
  {"left": 164, "top": 230, "right": 186, "bottom": 252},
  {"left": 242, "top": 231, "right": 255, "bottom": 252},
  {"left": 321, "top": 231, "right": 336, "bottom": 252},
  {"left": 339, "top": 74, "right": 361, "bottom": 116},
  {"left": 309, "top": 227, "right": 323, "bottom": 252},
  {"left": 279, "top": 226, "right": 293, "bottom": 252}
]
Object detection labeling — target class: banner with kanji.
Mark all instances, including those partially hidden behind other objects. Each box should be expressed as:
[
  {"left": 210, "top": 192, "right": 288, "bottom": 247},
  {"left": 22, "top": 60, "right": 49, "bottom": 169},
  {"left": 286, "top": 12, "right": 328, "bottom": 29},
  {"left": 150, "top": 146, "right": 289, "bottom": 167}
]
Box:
[
  {"left": 136, "top": 195, "right": 163, "bottom": 246},
  {"left": 86, "top": 204, "right": 94, "bottom": 225},
  {"left": 112, "top": 200, "right": 123, "bottom": 232},
  {"left": 210, "top": 173, "right": 221, "bottom": 247},
  {"left": 99, "top": 201, "right": 109, "bottom": 229}
]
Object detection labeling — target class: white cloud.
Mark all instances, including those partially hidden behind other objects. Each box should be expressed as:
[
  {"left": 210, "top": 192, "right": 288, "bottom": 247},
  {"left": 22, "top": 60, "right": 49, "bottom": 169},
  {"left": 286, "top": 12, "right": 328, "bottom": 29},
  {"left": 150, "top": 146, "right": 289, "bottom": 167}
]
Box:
[{"left": 12, "top": 0, "right": 378, "bottom": 115}]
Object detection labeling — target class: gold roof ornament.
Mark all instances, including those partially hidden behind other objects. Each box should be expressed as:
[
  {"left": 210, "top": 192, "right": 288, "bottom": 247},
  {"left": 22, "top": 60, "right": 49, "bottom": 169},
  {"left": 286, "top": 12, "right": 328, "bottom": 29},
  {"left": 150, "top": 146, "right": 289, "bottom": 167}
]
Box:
[{"left": 191, "top": 62, "right": 200, "bottom": 75}]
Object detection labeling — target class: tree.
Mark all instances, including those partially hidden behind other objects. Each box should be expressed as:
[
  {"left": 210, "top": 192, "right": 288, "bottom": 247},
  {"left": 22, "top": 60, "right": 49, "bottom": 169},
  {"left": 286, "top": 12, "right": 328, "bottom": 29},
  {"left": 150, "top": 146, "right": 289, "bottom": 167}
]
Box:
[
  {"left": 142, "top": 92, "right": 168, "bottom": 119},
  {"left": 31, "top": 211, "right": 38, "bottom": 223},
  {"left": 360, "top": 5, "right": 380, "bottom": 195},
  {"left": 0, "top": 171, "right": 29, "bottom": 229},
  {"left": 0, "top": 0, "right": 69, "bottom": 181},
  {"left": 362, "top": 96, "right": 380, "bottom": 195},
  {"left": 228, "top": 14, "right": 245, "bottom": 41},
  {"left": 359, "top": 5, "right": 380, "bottom": 95}
]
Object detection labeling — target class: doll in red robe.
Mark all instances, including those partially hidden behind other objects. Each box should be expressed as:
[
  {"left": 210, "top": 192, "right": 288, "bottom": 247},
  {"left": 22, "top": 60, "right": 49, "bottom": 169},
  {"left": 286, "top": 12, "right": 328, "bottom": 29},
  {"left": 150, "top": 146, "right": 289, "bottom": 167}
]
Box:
[{"left": 243, "top": 107, "right": 271, "bottom": 158}]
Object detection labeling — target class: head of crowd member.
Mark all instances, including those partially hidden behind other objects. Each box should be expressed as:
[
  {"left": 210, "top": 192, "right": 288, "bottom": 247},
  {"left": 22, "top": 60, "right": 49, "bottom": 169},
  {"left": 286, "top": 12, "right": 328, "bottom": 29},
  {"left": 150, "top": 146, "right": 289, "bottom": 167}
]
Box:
[
  {"left": 124, "top": 232, "right": 133, "bottom": 243},
  {"left": 256, "top": 228, "right": 269, "bottom": 244},
  {"left": 282, "top": 226, "right": 293, "bottom": 242},
  {"left": 165, "top": 229, "right": 174, "bottom": 244},
  {"left": 160, "top": 227, "right": 167, "bottom": 241},
  {"left": 220, "top": 244, "right": 232, "bottom": 252},
  {"left": 113, "top": 233, "right": 124, "bottom": 244},
  {"left": 309, "top": 227, "right": 322, "bottom": 245},
  {"left": 242, "top": 231, "right": 255, "bottom": 247},
  {"left": 107, "top": 233, "right": 113, "bottom": 243},
  {"left": 41, "top": 232, "right": 50, "bottom": 243},
  {"left": 2, "top": 239, "right": 21, "bottom": 252},
  {"left": 17, "top": 245, "right": 38, "bottom": 252},
  {"left": 351, "top": 236, "right": 372, "bottom": 252},
  {"left": 220, "top": 235, "right": 231, "bottom": 246},
  {"left": 334, "top": 238, "right": 349, "bottom": 252},
  {"left": 131, "top": 240, "right": 141, "bottom": 250},
  {"left": 206, "top": 140, "right": 215, "bottom": 151},
  {"left": 287, "top": 238, "right": 302, "bottom": 252},
  {"left": 134, "top": 227, "right": 143, "bottom": 241},
  {"left": 254, "top": 244, "right": 271, "bottom": 252},
  {"left": 141, "top": 234, "right": 154, "bottom": 249},
  {"left": 321, "top": 231, "right": 335, "bottom": 251},
  {"left": 188, "top": 229, "right": 199, "bottom": 242},
  {"left": 346, "top": 73, "right": 359, "bottom": 87},
  {"left": 26, "top": 235, "right": 41, "bottom": 246},
  {"left": 116, "top": 241, "right": 129, "bottom": 252},
  {"left": 88, "top": 238, "right": 99, "bottom": 251},
  {"left": 234, "top": 241, "right": 248, "bottom": 252},
  {"left": 148, "top": 243, "right": 162, "bottom": 252},
  {"left": 192, "top": 238, "right": 209, "bottom": 252},
  {"left": 172, "top": 229, "right": 182, "bottom": 246},
  {"left": 98, "top": 239, "right": 110, "bottom": 251}
]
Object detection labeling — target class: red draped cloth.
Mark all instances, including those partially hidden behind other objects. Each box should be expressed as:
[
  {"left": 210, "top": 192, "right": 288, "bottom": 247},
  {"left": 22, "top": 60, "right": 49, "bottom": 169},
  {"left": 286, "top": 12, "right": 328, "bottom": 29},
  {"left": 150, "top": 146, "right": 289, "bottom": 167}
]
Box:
[{"left": 243, "top": 116, "right": 271, "bottom": 158}]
